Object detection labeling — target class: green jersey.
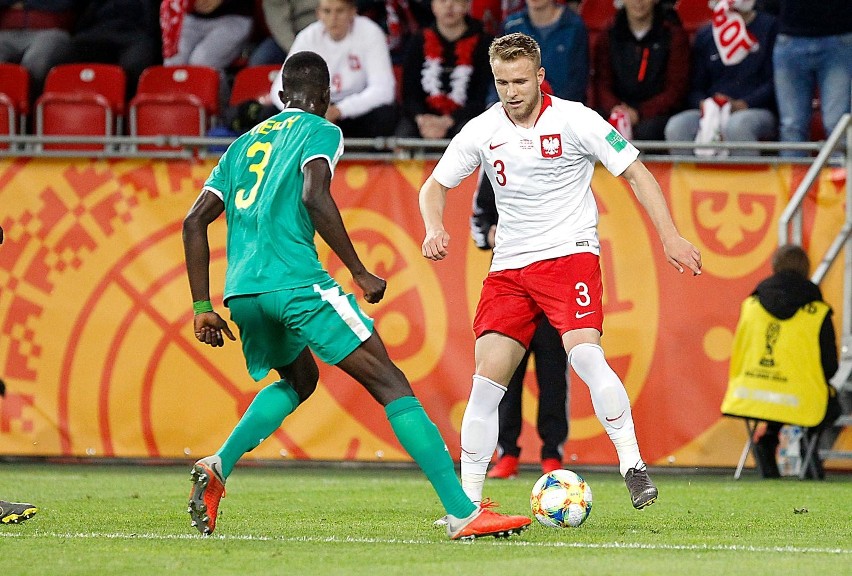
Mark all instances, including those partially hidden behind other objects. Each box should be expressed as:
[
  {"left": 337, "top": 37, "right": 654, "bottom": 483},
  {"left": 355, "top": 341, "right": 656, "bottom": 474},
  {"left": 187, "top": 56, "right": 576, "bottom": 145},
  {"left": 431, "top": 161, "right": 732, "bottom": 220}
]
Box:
[{"left": 203, "top": 109, "right": 344, "bottom": 301}]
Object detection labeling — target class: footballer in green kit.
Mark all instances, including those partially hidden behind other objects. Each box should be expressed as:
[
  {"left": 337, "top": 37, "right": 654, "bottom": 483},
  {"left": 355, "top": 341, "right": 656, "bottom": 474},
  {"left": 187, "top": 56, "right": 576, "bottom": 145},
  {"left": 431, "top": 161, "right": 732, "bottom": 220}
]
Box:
[{"left": 181, "top": 51, "right": 531, "bottom": 540}]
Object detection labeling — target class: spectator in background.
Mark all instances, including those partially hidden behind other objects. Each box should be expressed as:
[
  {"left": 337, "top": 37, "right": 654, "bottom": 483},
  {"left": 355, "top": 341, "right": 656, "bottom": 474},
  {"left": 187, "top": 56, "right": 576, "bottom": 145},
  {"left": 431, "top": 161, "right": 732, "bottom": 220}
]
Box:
[
  {"left": 247, "top": 0, "right": 319, "bottom": 66},
  {"left": 469, "top": 0, "right": 524, "bottom": 36},
  {"left": 664, "top": 0, "right": 777, "bottom": 156},
  {"left": 501, "top": 0, "right": 588, "bottom": 103},
  {"left": 68, "top": 0, "right": 161, "bottom": 98},
  {"left": 470, "top": 170, "right": 569, "bottom": 480},
  {"left": 397, "top": 0, "right": 492, "bottom": 139},
  {"left": 592, "top": 0, "right": 689, "bottom": 141},
  {"left": 725, "top": 245, "right": 841, "bottom": 479},
  {"left": 772, "top": 0, "right": 852, "bottom": 157},
  {"left": 163, "top": 0, "right": 253, "bottom": 70},
  {"left": 0, "top": 0, "right": 73, "bottom": 103},
  {"left": 357, "top": 0, "right": 433, "bottom": 64},
  {"left": 269, "top": 0, "right": 398, "bottom": 137}
]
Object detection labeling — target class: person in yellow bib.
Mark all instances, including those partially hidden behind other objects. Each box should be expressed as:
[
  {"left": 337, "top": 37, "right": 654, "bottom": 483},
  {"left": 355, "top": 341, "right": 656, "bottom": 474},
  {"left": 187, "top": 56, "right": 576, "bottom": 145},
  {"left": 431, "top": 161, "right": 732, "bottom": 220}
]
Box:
[{"left": 724, "top": 244, "right": 842, "bottom": 478}]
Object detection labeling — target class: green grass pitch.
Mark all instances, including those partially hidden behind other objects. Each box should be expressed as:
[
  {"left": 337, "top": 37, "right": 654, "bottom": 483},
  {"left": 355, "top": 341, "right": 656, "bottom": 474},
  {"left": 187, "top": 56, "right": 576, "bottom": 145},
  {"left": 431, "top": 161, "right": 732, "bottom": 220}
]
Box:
[{"left": 1, "top": 463, "right": 850, "bottom": 575}]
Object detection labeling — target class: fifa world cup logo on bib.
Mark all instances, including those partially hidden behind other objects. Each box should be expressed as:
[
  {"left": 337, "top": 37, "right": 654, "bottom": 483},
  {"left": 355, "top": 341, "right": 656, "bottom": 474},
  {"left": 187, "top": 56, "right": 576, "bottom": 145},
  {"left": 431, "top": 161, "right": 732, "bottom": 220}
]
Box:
[{"left": 540, "top": 134, "right": 562, "bottom": 158}]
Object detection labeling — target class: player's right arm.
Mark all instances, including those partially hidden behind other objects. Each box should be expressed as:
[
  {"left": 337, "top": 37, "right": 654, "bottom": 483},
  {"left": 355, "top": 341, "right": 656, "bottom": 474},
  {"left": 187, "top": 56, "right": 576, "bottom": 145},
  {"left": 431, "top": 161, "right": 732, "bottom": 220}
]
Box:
[
  {"left": 419, "top": 176, "right": 451, "bottom": 260},
  {"left": 419, "top": 114, "right": 484, "bottom": 260},
  {"left": 302, "top": 157, "right": 387, "bottom": 304},
  {"left": 183, "top": 190, "right": 236, "bottom": 347}
]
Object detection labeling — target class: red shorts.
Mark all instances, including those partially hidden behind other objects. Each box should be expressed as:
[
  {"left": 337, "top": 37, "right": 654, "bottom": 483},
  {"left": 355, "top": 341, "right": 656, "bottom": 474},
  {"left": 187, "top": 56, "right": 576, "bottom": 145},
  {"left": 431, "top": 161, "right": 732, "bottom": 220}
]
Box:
[{"left": 473, "top": 253, "right": 603, "bottom": 347}]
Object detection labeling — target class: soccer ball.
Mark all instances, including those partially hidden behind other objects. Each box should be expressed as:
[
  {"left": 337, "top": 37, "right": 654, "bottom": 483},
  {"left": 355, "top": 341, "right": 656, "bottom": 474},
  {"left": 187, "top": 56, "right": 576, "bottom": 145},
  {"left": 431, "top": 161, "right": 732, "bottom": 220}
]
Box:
[{"left": 530, "top": 469, "right": 593, "bottom": 528}]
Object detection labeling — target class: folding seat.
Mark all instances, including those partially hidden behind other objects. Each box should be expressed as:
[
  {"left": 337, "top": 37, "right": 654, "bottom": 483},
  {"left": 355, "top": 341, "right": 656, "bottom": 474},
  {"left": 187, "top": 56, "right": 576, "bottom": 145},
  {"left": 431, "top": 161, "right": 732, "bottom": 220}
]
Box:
[
  {"left": 229, "top": 65, "right": 279, "bottom": 106},
  {"left": 392, "top": 64, "right": 403, "bottom": 105},
  {"left": 676, "top": 0, "right": 713, "bottom": 34},
  {"left": 130, "top": 65, "right": 220, "bottom": 151},
  {"left": 35, "top": 63, "right": 127, "bottom": 151},
  {"left": 580, "top": 0, "right": 616, "bottom": 32},
  {"left": 0, "top": 63, "right": 30, "bottom": 149}
]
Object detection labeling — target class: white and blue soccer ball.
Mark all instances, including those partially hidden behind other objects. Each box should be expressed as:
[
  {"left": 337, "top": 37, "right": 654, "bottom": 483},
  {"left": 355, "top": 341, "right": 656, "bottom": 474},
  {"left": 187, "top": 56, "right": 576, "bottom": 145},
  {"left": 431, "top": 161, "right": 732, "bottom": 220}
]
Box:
[{"left": 530, "top": 469, "right": 593, "bottom": 528}]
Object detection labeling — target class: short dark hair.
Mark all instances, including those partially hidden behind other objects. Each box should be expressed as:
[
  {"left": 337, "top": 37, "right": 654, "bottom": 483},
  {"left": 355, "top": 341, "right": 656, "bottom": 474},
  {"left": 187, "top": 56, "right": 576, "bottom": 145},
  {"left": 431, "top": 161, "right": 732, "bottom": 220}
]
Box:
[
  {"left": 281, "top": 51, "right": 330, "bottom": 95},
  {"left": 772, "top": 244, "right": 810, "bottom": 278}
]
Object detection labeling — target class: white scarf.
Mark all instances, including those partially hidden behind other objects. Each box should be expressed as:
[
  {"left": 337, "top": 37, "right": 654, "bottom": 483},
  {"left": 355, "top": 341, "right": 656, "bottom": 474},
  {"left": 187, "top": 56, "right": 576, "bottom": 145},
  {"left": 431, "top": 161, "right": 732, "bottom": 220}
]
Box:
[
  {"left": 695, "top": 96, "right": 732, "bottom": 157},
  {"left": 711, "top": 0, "right": 758, "bottom": 66}
]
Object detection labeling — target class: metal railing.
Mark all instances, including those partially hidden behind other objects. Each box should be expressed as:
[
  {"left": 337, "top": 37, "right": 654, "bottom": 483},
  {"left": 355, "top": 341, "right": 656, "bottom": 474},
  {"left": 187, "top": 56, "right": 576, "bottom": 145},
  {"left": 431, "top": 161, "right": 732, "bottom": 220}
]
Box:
[
  {"left": 0, "top": 133, "right": 838, "bottom": 163},
  {"left": 771, "top": 111, "right": 852, "bottom": 394}
]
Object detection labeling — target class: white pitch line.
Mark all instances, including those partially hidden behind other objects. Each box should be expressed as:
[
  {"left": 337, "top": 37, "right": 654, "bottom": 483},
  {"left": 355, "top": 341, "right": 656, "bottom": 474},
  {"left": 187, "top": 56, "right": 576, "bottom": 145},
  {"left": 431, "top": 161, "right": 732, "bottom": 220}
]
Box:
[{"left": 0, "top": 531, "right": 849, "bottom": 555}]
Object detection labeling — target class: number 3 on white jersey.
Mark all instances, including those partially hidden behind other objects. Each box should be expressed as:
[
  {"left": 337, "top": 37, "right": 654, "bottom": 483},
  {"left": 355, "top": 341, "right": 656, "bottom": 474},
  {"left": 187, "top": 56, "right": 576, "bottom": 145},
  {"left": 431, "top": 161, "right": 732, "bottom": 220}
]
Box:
[{"left": 493, "top": 159, "right": 507, "bottom": 186}]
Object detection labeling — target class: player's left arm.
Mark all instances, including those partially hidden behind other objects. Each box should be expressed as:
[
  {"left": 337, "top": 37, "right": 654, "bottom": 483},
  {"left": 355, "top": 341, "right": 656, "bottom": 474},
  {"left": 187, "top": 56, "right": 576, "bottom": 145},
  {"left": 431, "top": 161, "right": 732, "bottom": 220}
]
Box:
[
  {"left": 183, "top": 190, "right": 236, "bottom": 347},
  {"left": 621, "top": 159, "right": 702, "bottom": 275}
]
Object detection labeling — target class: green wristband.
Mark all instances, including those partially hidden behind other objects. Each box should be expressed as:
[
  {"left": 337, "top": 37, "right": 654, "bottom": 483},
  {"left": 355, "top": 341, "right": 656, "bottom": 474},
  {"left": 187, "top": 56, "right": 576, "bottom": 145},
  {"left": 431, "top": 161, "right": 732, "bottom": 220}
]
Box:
[{"left": 193, "top": 300, "right": 214, "bottom": 315}]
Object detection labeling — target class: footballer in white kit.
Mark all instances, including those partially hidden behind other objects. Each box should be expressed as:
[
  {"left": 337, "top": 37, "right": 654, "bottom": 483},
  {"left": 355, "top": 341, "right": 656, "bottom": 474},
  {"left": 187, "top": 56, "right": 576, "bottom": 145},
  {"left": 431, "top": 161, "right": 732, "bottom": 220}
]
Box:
[
  {"left": 434, "top": 92, "right": 637, "bottom": 273},
  {"left": 419, "top": 32, "right": 702, "bottom": 512}
]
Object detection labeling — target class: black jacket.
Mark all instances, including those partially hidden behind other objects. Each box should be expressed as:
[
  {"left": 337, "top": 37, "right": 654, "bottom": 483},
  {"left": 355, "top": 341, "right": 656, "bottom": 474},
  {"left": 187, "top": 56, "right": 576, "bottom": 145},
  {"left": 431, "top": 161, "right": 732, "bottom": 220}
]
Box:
[
  {"left": 593, "top": 6, "right": 689, "bottom": 119},
  {"left": 401, "top": 17, "right": 492, "bottom": 133},
  {"left": 752, "top": 270, "right": 838, "bottom": 381},
  {"left": 470, "top": 175, "right": 496, "bottom": 250}
]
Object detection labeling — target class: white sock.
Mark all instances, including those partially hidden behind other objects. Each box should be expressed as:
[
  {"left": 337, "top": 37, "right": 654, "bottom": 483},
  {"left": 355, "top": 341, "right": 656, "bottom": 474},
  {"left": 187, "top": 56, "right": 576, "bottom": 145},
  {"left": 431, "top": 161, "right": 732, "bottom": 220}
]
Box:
[
  {"left": 569, "top": 342, "right": 644, "bottom": 477},
  {"left": 460, "top": 374, "right": 507, "bottom": 503}
]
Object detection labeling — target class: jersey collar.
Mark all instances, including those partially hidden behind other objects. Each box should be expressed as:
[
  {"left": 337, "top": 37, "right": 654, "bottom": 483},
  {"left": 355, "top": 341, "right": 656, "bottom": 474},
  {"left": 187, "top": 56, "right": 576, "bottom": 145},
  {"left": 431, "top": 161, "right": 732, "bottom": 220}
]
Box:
[
  {"left": 501, "top": 92, "right": 553, "bottom": 127},
  {"left": 536, "top": 92, "right": 553, "bottom": 125}
]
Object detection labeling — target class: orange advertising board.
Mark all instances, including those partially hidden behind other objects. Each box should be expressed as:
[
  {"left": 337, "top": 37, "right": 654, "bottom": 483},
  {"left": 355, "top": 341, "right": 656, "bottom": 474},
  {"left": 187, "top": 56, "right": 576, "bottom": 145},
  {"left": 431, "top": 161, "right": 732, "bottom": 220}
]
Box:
[{"left": 0, "top": 158, "right": 848, "bottom": 467}]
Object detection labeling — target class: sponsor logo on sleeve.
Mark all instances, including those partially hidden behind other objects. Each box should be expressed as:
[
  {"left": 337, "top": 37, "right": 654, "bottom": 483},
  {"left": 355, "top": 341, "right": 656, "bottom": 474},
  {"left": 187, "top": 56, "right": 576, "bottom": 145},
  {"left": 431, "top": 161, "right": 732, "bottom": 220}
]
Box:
[{"left": 606, "top": 129, "right": 628, "bottom": 152}]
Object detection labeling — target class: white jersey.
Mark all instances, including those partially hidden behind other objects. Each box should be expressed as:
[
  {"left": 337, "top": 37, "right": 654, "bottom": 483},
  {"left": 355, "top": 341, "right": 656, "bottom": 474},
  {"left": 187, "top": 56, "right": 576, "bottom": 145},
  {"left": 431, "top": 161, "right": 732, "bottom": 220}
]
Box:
[
  {"left": 270, "top": 15, "right": 395, "bottom": 119},
  {"left": 433, "top": 93, "right": 639, "bottom": 271}
]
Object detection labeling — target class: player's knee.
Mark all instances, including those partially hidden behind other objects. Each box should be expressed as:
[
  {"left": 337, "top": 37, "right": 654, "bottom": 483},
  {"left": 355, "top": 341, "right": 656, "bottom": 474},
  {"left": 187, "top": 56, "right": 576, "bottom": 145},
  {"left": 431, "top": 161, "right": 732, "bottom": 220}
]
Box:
[
  {"left": 291, "top": 378, "right": 317, "bottom": 403},
  {"left": 567, "top": 342, "right": 605, "bottom": 377},
  {"left": 287, "top": 364, "right": 319, "bottom": 403}
]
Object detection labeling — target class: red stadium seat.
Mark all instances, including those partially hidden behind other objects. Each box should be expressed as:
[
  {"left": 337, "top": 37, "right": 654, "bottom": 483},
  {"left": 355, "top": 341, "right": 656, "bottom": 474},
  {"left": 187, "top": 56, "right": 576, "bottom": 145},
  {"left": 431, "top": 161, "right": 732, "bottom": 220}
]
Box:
[
  {"left": 130, "top": 65, "right": 221, "bottom": 150},
  {"left": 0, "top": 63, "right": 30, "bottom": 146},
  {"left": 35, "top": 64, "right": 127, "bottom": 151},
  {"left": 580, "top": 0, "right": 616, "bottom": 32},
  {"left": 0, "top": 94, "right": 13, "bottom": 140},
  {"left": 393, "top": 64, "right": 403, "bottom": 105},
  {"left": 229, "top": 65, "right": 279, "bottom": 106},
  {"left": 676, "top": 0, "right": 713, "bottom": 34}
]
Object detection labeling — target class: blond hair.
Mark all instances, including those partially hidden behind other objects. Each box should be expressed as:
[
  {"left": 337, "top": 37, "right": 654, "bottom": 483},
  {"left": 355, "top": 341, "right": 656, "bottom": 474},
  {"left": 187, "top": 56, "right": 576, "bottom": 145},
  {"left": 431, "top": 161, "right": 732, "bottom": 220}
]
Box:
[{"left": 488, "top": 33, "right": 542, "bottom": 69}]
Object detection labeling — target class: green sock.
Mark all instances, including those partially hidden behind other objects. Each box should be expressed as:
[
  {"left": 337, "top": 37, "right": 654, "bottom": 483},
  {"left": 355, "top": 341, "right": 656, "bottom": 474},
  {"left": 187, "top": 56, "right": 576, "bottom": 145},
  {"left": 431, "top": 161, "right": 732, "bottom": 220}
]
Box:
[
  {"left": 215, "top": 380, "right": 300, "bottom": 478},
  {"left": 385, "top": 396, "right": 476, "bottom": 519}
]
